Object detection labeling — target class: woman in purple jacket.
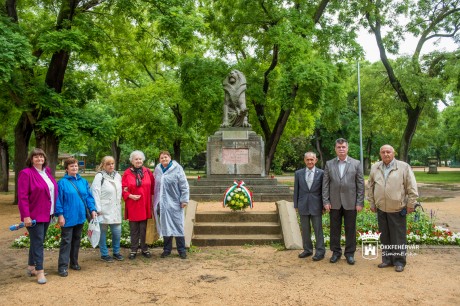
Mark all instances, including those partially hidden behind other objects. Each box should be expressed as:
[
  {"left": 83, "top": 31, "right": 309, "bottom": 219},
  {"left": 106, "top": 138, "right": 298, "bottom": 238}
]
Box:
[{"left": 17, "top": 148, "right": 58, "bottom": 284}]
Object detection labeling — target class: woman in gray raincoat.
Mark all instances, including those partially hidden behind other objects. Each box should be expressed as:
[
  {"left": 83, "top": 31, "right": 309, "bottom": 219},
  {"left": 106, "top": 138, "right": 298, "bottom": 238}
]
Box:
[{"left": 153, "top": 151, "right": 189, "bottom": 259}]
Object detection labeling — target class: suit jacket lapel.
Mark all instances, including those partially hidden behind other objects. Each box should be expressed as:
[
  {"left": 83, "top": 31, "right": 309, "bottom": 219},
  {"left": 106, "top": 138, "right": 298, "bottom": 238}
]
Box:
[
  {"left": 332, "top": 159, "right": 341, "bottom": 180},
  {"left": 342, "top": 160, "right": 351, "bottom": 179}
]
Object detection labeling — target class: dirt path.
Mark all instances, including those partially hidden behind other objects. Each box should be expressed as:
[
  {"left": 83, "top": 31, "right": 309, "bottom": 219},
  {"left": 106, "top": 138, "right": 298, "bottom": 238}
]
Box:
[{"left": 1, "top": 188, "right": 459, "bottom": 305}]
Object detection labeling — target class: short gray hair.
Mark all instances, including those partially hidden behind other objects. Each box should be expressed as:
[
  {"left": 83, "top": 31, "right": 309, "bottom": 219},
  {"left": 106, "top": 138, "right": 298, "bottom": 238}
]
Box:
[
  {"left": 129, "top": 150, "right": 146, "bottom": 163},
  {"left": 304, "top": 151, "right": 317, "bottom": 158}
]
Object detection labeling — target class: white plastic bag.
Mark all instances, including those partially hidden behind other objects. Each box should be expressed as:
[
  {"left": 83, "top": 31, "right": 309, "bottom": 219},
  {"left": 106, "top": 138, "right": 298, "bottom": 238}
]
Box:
[{"left": 87, "top": 218, "right": 100, "bottom": 248}]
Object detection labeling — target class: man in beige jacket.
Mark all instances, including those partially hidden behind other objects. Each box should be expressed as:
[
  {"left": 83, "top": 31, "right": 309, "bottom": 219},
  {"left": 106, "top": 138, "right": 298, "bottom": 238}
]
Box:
[{"left": 368, "top": 145, "right": 419, "bottom": 272}]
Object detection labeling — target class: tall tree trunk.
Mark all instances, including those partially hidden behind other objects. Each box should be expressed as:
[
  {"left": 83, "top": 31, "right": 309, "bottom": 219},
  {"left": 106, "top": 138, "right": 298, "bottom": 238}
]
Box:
[
  {"left": 0, "top": 139, "right": 9, "bottom": 192},
  {"left": 313, "top": 128, "right": 325, "bottom": 168},
  {"left": 173, "top": 139, "right": 181, "bottom": 164},
  {"left": 35, "top": 1, "right": 79, "bottom": 176},
  {"left": 111, "top": 139, "right": 121, "bottom": 170},
  {"left": 5, "top": 0, "right": 18, "bottom": 22},
  {"left": 14, "top": 113, "right": 33, "bottom": 204},
  {"left": 264, "top": 85, "right": 298, "bottom": 173},
  {"left": 364, "top": 135, "right": 372, "bottom": 175},
  {"left": 399, "top": 106, "right": 423, "bottom": 162},
  {"left": 171, "top": 103, "right": 183, "bottom": 164}
]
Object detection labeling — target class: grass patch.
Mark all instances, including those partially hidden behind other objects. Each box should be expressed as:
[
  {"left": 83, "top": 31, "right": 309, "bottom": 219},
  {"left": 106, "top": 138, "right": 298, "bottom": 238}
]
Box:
[
  {"left": 418, "top": 196, "right": 452, "bottom": 202},
  {"left": 278, "top": 171, "right": 460, "bottom": 185},
  {"left": 270, "top": 242, "right": 286, "bottom": 251},
  {"left": 413, "top": 171, "right": 460, "bottom": 184}
]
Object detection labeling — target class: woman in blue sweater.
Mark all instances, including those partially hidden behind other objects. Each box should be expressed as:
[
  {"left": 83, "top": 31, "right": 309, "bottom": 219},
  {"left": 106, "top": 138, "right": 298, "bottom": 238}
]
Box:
[{"left": 55, "top": 158, "right": 97, "bottom": 277}]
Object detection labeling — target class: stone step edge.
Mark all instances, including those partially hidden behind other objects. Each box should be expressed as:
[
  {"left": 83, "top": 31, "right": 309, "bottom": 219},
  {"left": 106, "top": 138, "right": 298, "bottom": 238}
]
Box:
[
  {"left": 195, "top": 211, "right": 278, "bottom": 215},
  {"left": 193, "top": 234, "right": 283, "bottom": 239},
  {"left": 194, "top": 222, "right": 280, "bottom": 227}
]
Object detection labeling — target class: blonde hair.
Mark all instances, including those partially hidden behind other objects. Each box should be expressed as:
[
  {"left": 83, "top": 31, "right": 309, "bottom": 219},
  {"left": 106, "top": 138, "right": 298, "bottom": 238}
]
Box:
[{"left": 97, "top": 156, "right": 115, "bottom": 171}]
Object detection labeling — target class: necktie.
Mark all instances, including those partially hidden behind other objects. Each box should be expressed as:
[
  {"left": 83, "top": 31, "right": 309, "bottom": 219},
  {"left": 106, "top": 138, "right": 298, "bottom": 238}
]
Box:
[{"left": 307, "top": 170, "right": 313, "bottom": 189}]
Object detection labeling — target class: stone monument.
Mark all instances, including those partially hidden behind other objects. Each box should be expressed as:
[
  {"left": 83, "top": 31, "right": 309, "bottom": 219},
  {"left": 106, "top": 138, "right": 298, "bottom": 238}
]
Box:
[{"left": 207, "top": 70, "right": 265, "bottom": 177}]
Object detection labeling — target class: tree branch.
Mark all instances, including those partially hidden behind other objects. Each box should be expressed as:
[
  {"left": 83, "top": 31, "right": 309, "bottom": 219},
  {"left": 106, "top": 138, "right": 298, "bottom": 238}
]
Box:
[
  {"left": 263, "top": 44, "right": 278, "bottom": 95},
  {"left": 313, "top": 0, "right": 330, "bottom": 24}
]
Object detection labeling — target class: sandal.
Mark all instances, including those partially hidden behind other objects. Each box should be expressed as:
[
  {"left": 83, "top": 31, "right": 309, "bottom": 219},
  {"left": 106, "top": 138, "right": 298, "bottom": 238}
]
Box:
[
  {"left": 27, "top": 267, "right": 48, "bottom": 277},
  {"left": 36, "top": 270, "right": 47, "bottom": 284},
  {"left": 26, "top": 266, "right": 36, "bottom": 277},
  {"left": 128, "top": 252, "right": 137, "bottom": 260}
]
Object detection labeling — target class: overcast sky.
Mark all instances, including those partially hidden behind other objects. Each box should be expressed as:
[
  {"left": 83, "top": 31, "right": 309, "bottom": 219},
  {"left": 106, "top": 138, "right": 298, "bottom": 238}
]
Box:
[{"left": 357, "top": 29, "right": 459, "bottom": 63}]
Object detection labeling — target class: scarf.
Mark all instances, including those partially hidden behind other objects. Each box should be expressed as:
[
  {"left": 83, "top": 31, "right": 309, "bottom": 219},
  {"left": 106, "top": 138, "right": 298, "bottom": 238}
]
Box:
[
  {"left": 130, "top": 167, "right": 144, "bottom": 187},
  {"left": 160, "top": 161, "right": 173, "bottom": 173},
  {"left": 101, "top": 170, "right": 116, "bottom": 180}
]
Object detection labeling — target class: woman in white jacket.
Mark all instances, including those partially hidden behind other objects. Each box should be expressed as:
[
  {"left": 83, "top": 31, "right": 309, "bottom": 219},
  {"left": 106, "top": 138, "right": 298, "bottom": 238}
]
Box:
[{"left": 91, "top": 156, "right": 123, "bottom": 262}]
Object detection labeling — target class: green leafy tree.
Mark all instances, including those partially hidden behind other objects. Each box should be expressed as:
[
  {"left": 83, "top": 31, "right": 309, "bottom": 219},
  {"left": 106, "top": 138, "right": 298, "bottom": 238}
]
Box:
[
  {"left": 202, "top": 0, "right": 362, "bottom": 172},
  {"left": 360, "top": 0, "right": 460, "bottom": 161}
]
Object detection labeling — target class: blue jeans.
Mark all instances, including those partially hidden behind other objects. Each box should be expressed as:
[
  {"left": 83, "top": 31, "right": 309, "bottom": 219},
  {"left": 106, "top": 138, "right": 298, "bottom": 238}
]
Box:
[
  {"left": 99, "top": 223, "right": 122, "bottom": 256},
  {"left": 27, "top": 222, "right": 50, "bottom": 271}
]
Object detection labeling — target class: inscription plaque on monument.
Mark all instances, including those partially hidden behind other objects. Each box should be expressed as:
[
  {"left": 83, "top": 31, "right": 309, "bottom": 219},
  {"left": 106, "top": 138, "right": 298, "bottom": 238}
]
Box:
[{"left": 222, "top": 148, "right": 249, "bottom": 164}]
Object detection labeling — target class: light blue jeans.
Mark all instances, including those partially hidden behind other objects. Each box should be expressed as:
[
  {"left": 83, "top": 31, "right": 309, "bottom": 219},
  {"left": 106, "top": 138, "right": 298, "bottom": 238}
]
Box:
[{"left": 99, "top": 223, "right": 121, "bottom": 257}]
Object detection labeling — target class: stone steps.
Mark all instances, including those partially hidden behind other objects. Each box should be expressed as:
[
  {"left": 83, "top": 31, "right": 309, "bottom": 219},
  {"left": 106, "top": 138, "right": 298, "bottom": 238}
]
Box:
[
  {"left": 194, "top": 222, "right": 281, "bottom": 235},
  {"left": 189, "top": 176, "right": 293, "bottom": 202},
  {"left": 192, "top": 234, "right": 283, "bottom": 246},
  {"left": 192, "top": 210, "right": 283, "bottom": 246}
]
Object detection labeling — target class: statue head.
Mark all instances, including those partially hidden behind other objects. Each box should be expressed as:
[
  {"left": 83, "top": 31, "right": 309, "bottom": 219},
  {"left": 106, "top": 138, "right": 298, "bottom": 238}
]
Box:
[{"left": 226, "top": 70, "right": 246, "bottom": 86}]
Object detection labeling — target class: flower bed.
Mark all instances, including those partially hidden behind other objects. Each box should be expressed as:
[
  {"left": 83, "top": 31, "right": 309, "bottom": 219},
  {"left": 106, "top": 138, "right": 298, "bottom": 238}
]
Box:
[
  {"left": 12, "top": 220, "right": 163, "bottom": 249},
  {"left": 307, "top": 208, "right": 460, "bottom": 246}
]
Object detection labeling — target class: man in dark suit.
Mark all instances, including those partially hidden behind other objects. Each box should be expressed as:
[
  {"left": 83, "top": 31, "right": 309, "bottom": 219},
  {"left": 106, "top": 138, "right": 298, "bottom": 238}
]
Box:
[
  {"left": 322, "top": 138, "right": 364, "bottom": 265},
  {"left": 294, "top": 152, "right": 325, "bottom": 261}
]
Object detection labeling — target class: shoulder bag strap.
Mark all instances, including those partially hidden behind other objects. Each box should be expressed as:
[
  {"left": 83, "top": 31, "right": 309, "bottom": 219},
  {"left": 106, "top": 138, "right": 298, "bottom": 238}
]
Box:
[{"left": 67, "top": 178, "right": 88, "bottom": 208}]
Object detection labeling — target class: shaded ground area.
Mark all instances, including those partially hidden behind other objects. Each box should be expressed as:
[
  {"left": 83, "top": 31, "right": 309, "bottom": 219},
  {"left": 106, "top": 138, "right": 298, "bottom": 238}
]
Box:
[{"left": 1, "top": 182, "right": 459, "bottom": 305}]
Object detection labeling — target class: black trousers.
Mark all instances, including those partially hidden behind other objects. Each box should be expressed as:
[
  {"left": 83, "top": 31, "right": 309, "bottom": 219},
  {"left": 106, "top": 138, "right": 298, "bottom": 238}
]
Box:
[
  {"left": 299, "top": 214, "right": 325, "bottom": 256},
  {"left": 58, "top": 223, "right": 83, "bottom": 272},
  {"left": 163, "top": 236, "right": 186, "bottom": 255},
  {"left": 27, "top": 221, "right": 50, "bottom": 271},
  {"left": 129, "top": 220, "right": 148, "bottom": 253},
  {"left": 329, "top": 207, "right": 357, "bottom": 256},
  {"left": 378, "top": 209, "right": 407, "bottom": 267}
]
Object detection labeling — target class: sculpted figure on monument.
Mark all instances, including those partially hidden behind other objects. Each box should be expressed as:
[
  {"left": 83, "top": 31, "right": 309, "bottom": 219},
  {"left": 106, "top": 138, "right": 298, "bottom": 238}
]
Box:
[{"left": 221, "top": 70, "right": 251, "bottom": 128}]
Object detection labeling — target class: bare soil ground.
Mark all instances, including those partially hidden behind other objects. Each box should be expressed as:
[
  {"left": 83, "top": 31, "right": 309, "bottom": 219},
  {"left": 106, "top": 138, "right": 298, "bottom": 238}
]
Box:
[{"left": 1, "top": 182, "right": 459, "bottom": 305}]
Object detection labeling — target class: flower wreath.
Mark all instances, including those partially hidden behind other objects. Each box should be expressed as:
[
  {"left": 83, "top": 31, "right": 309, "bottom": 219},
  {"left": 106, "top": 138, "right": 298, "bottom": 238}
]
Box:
[{"left": 223, "top": 181, "right": 253, "bottom": 211}]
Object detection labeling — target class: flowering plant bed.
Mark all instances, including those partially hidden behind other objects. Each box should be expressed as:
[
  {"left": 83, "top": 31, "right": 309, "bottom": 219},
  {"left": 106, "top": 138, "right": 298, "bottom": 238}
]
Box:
[
  {"left": 12, "top": 220, "right": 163, "bottom": 249},
  {"left": 223, "top": 181, "right": 253, "bottom": 211}
]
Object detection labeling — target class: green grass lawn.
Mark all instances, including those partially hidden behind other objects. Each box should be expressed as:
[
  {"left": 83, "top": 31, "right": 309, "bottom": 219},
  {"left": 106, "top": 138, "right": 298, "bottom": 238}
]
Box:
[
  {"left": 413, "top": 171, "right": 460, "bottom": 184},
  {"left": 277, "top": 171, "right": 460, "bottom": 186}
]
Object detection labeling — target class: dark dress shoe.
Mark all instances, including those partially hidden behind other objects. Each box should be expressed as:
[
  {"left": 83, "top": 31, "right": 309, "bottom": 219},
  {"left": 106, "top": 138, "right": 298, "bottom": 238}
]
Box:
[
  {"left": 378, "top": 262, "right": 393, "bottom": 268},
  {"left": 58, "top": 270, "right": 68, "bottom": 277},
  {"left": 346, "top": 256, "right": 355, "bottom": 265},
  {"left": 70, "top": 264, "right": 81, "bottom": 271},
  {"left": 329, "top": 254, "right": 340, "bottom": 263},
  {"left": 312, "top": 254, "right": 324, "bottom": 261},
  {"left": 395, "top": 265, "right": 404, "bottom": 272},
  {"left": 160, "top": 252, "right": 171, "bottom": 258},
  {"left": 298, "top": 251, "right": 313, "bottom": 258},
  {"left": 179, "top": 253, "right": 187, "bottom": 259}
]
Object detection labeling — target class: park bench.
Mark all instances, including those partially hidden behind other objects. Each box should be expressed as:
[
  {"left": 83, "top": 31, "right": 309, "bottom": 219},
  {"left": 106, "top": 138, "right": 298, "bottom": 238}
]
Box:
[{"left": 411, "top": 166, "right": 426, "bottom": 172}]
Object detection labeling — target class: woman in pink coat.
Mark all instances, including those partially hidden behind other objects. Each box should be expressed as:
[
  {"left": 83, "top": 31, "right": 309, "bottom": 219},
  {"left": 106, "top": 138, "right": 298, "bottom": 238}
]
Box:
[
  {"left": 122, "top": 150, "right": 154, "bottom": 260},
  {"left": 17, "top": 148, "right": 58, "bottom": 284}
]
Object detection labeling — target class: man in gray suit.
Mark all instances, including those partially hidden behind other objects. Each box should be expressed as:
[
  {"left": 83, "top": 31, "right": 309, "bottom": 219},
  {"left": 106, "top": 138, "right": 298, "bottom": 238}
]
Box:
[
  {"left": 294, "top": 152, "right": 325, "bottom": 261},
  {"left": 322, "top": 138, "right": 364, "bottom": 265}
]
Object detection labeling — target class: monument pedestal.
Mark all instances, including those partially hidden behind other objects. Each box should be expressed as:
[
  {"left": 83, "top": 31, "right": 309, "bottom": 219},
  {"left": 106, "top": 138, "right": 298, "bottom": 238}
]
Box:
[{"left": 207, "top": 128, "right": 265, "bottom": 177}]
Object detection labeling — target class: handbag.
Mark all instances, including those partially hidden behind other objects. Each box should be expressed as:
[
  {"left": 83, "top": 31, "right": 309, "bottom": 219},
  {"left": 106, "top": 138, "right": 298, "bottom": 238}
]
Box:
[{"left": 67, "top": 179, "right": 92, "bottom": 222}]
